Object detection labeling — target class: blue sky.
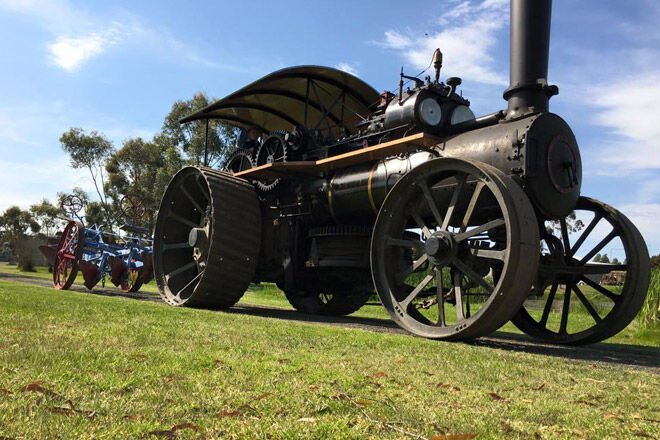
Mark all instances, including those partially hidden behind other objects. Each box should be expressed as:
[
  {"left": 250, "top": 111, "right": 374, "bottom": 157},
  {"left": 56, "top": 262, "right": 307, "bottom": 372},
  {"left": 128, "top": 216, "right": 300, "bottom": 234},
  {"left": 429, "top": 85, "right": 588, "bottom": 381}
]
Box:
[{"left": 0, "top": 0, "right": 659, "bottom": 256}]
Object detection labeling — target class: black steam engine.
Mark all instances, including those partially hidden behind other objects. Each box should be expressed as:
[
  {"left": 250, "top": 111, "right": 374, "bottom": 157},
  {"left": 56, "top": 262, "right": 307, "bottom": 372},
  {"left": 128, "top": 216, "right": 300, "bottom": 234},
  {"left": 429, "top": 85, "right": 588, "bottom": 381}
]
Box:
[{"left": 153, "top": 0, "right": 649, "bottom": 344}]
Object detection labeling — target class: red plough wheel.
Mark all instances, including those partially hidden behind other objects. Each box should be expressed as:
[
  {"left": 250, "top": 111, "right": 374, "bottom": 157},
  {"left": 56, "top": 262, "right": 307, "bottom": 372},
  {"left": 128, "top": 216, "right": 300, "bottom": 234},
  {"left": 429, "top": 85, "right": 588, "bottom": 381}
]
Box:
[{"left": 53, "top": 221, "right": 84, "bottom": 290}]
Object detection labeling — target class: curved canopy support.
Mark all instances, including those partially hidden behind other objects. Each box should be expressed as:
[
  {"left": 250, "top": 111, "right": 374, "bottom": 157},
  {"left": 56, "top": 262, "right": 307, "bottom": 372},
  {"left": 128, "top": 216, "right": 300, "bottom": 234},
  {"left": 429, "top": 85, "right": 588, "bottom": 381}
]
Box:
[{"left": 180, "top": 66, "right": 380, "bottom": 136}]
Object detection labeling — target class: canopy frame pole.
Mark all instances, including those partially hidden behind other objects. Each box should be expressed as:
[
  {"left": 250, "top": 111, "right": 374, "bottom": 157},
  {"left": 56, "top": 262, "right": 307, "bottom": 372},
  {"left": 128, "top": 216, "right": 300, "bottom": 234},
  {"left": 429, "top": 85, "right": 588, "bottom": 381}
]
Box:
[
  {"left": 304, "top": 78, "right": 310, "bottom": 127},
  {"left": 204, "top": 119, "right": 209, "bottom": 167},
  {"left": 313, "top": 89, "right": 346, "bottom": 135}
]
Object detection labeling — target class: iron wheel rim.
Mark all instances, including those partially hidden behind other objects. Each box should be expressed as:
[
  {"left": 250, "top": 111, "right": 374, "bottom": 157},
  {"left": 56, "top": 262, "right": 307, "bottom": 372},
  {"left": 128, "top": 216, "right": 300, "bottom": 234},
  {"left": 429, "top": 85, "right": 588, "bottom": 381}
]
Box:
[
  {"left": 53, "top": 221, "right": 84, "bottom": 290},
  {"left": 153, "top": 168, "right": 212, "bottom": 305},
  {"left": 371, "top": 158, "right": 539, "bottom": 340},
  {"left": 512, "top": 196, "right": 650, "bottom": 345}
]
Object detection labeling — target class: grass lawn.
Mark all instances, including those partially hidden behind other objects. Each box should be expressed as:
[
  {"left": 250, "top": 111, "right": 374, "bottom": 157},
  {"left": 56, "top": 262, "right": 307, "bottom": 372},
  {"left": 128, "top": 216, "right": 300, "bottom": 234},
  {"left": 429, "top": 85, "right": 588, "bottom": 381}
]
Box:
[
  {"left": 0, "top": 280, "right": 659, "bottom": 440},
  {"left": 2, "top": 262, "right": 659, "bottom": 347}
]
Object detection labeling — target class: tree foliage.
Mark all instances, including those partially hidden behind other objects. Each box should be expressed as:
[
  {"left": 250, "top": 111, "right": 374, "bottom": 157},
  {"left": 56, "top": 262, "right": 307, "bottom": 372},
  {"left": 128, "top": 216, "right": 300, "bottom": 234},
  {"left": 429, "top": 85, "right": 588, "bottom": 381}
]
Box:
[
  {"left": 56, "top": 92, "right": 238, "bottom": 230},
  {"left": 651, "top": 254, "right": 660, "bottom": 270},
  {"left": 29, "top": 199, "right": 62, "bottom": 237},
  {"left": 0, "top": 206, "right": 41, "bottom": 270},
  {"left": 161, "top": 92, "right": 239, "bottom": 167},
  {"left": 60, "top": 128, "right": 114, "bottom": 225}
]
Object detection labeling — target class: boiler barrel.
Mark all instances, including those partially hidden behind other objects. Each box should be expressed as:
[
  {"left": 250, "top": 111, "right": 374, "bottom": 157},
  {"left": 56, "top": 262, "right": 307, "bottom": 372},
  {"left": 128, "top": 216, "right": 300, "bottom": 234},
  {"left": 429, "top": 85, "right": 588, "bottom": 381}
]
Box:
[{"left": 322, "top": 113, "right": 580, "bottom": 223}]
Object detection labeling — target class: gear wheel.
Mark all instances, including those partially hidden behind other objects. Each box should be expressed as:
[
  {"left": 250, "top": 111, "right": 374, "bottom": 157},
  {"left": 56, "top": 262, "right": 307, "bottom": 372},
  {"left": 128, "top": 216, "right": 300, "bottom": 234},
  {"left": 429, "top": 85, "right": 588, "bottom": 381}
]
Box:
[
  {"left": 224, "top": 149, "right": 254, "bottom": 174},
  {"left": 254, "top": 132, "right": 289, "bottom": 191}
]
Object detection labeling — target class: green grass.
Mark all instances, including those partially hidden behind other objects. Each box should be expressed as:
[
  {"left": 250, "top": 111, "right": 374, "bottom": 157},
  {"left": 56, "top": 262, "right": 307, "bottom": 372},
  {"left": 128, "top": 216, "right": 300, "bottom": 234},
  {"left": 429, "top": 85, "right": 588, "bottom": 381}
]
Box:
[
  {"left": 2, "top": 263, "right": 659, "bottom": 347},
  {"left": 0, "top": 280, "right": 659, "bottom": 440},
  {"left": 638, "top": 270, "right": 660, "bottom": 328}
]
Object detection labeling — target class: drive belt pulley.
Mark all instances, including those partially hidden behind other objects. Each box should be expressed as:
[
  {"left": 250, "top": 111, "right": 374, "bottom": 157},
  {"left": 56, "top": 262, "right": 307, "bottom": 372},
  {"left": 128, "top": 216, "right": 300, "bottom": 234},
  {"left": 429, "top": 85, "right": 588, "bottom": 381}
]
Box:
[{"left": 153, "top": 166, "right": 261, "bottom": 309}]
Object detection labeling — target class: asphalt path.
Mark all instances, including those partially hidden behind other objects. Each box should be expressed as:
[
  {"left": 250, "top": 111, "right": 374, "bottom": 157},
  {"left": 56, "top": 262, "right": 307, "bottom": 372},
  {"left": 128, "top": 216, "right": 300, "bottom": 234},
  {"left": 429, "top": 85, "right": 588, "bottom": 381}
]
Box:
[{"left": 2, "top": 272, "right": 658, "bottom": 374}]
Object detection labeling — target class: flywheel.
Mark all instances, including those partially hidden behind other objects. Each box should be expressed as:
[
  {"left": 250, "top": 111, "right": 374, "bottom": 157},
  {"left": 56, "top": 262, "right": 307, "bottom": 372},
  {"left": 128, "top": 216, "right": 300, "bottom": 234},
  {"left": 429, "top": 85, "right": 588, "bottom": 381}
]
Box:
[{"left": 153, "top": 166, "right": 261, "bottom": 308}]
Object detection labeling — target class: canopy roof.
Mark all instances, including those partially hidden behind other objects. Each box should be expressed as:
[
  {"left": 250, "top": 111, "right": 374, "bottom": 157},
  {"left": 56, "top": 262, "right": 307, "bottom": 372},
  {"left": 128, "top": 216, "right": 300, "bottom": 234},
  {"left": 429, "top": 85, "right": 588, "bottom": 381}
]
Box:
[{"left": 180, "top": 66, "right": 380, "bottom": 135}]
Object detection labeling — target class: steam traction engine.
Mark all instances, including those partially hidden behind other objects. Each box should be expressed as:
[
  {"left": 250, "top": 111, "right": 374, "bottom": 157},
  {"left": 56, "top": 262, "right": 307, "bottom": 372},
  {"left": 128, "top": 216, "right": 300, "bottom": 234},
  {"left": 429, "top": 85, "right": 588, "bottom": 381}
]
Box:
[{"left": 153, "top": 0, "right": 650, "bottom": 344}]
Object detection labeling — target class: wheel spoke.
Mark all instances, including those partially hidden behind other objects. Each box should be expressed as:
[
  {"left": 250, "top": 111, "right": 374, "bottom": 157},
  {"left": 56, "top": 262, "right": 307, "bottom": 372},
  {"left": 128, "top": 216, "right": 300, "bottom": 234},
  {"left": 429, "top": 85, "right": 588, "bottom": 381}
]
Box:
[
  {"left": 441, "top": 174, "right": 467, "bottom": 231},
  {"left": 195, "top": 176, "right": 210, "bottom": 203},
  {"left": 451, "top": 257, "right": 493, "bottom": 293},
  {"left": 559, "top": 284, "right": 572, "bottom": 334},
  {"left": 580, "top": 276, "right": 620, "bottom": 303},
  {"left": 411, "top": 210, "right": 432, "bottom": 239},
  {"left": 470, "top": 247, "right": 506, "bottom": 261},
  {"left": 579, "top": 263, "right": 627, "bottom": 274},
  {"left": 453, "top": 272, "right": 465, "bottom": 321},
  {"left": 560, "top": 219, "right": 571, "bottom": 254},
  {"left": 397, "top": 253, "right": 429, "bottom": 280},
  {"left": 573, "top": 284, "right": 602, "bottom": 324},
  {"left": 163, "top": 242, "right": 192, "bottom": 251},
  {"left": 435, "top": 267, "right": 445, "bottom": 326},
  {"left": 460, "top": 181, "right": 485, "bottom": 232},
  {"left": 174, "top": 270, "right": 204, "bottom": 300},
  {"left": 168, "top": 212, "right": 198, "bottom": 229},
  {"left": 539, "top": 282, "right": 558, "bottom": 327},
  {"left": 579, "top": 230, "right": 618, "bottom": 264},
  {"left": 454, "top": 219, "right": 505, "bottom": 242},
  {"left": 568, "top": 213, "right": 601, "bottom": 257},
  {"left": 400, "top": 273, "right": 434, "bottom": 309},
  {"left": 419, "top": 182, "right": 444, "bottom": 227},
  {"left": 165, "top": 261, "right": 196, "bottom": 281},
  {"left": 180, "top": 184, "right": 204, "bottom": 214},
  {"left": 386, "top": 237, "right": 422, "bottom": 250}
]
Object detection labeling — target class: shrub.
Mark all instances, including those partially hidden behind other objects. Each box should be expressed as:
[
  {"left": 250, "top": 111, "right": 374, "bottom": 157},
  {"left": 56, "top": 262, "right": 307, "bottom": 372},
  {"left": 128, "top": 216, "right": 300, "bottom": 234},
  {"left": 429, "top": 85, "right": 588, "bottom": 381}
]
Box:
[{"left": 637, "top": 269, "right": 660, "bottom": 328}]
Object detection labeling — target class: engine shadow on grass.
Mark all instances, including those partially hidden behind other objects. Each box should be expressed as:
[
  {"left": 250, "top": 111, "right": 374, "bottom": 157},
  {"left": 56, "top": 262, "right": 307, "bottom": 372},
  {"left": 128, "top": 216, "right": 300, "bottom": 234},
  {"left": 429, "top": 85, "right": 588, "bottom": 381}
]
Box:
[{"left": 227, "top": 303, "right": 660, "bottom": 373}]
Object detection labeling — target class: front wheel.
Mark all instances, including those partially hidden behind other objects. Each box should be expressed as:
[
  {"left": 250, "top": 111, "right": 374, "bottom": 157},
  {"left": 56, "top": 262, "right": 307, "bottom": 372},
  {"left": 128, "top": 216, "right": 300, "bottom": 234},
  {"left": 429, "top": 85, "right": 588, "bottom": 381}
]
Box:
[{"left": 512, "top": 197, "right": 650, "bottom": 345}]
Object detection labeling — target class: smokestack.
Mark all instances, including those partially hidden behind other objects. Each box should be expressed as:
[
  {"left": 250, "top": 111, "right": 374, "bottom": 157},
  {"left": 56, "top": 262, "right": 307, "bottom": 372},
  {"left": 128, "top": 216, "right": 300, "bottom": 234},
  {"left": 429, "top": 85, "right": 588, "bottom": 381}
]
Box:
[{"left": 503, "top": 0, "right": 558, "bottom": 119}]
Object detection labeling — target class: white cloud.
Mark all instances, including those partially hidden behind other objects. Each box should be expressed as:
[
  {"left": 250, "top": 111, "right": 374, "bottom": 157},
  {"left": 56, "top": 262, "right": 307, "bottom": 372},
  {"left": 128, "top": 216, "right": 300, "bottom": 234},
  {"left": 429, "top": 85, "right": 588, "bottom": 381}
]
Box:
[
  {"left": 334, "top": 62, "right": 359, "bottom": 76},
  {"left": 49, "top": 31, "right": 115, "bottom": 71},
  {"left": 617, "top": 203, "right": 660, "bottom": 256},
  {"left": 1, "top": 0, "right": 246, "bottom": 73},
  {"left": 588, "top": 73, "right": 660, "bottom": 171},
  {"left": 374, "top": 0, "right": 508, "bottom": 85}
]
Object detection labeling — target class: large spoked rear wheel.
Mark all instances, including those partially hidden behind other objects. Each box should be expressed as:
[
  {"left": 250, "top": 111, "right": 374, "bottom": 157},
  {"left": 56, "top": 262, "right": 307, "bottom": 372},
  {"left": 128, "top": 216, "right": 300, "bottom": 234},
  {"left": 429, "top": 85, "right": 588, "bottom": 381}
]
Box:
[
  {"left": 371, "top": 158, "right": 539, "bottom": 340},
  {"left": 153, "top": 167, "right": 261, "bottom": 309},
  {"left": 512, "top": 197, "right": 650, "bottom": 345},
  {"left": 53, "top": 220, "right": 84, "bottom": 290}
]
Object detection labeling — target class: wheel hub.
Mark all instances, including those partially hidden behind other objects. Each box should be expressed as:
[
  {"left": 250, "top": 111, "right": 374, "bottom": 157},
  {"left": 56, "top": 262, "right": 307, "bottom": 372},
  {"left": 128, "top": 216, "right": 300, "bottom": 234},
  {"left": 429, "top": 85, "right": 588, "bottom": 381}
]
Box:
[
  {"left": 425, "top": 231, "right": 456, "bottom": 266},
  {"left": 189, "top": 223, "right": 209, "bottom": 267}
]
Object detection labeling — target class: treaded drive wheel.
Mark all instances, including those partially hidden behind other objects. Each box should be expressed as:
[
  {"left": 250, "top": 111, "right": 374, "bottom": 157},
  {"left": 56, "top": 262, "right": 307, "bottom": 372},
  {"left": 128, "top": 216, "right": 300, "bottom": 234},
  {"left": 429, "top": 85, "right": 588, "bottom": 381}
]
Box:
[
  {"left": 284, "top": 290, "right": 371, "bottom": 316},
  {"left": 512, "top": 196, "right": 650, "bottom": 345},
  {"left": 371, "top": 158, "right": 539, "bottom": 340},
  {"left": 153, "top": 166, "right": 261, "bottom": 308}
]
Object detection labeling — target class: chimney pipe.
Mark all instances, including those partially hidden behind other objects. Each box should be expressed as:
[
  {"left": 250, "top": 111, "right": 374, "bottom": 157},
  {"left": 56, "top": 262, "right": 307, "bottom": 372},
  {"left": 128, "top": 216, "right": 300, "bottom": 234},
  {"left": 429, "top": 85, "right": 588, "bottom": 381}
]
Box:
[{"left": 504, "top": 0, "right": 558, "bottom": 120}]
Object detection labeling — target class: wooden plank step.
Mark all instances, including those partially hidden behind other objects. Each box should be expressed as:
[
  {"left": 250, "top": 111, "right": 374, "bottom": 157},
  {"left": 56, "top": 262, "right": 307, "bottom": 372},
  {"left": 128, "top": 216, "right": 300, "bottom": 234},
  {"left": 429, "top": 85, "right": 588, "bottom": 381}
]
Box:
[{"left": 233, "top": 132, "right": 440, "bottom": 180}]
